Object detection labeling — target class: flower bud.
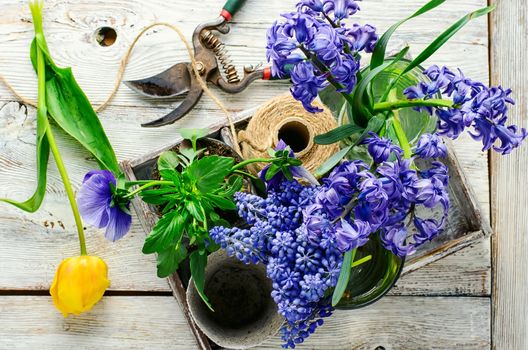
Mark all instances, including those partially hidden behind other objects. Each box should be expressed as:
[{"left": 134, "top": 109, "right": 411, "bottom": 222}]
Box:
[{"left": 50, "top": 256, "right": 110, "bottom": 317}]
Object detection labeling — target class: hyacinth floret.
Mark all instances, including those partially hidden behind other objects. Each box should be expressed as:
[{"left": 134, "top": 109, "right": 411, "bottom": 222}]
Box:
[
  {"left": 404, "top": 65, "right": 527, "bottom": 154},
  {"left": 266, "top": 0, "right": 377, "bottom": 112}
]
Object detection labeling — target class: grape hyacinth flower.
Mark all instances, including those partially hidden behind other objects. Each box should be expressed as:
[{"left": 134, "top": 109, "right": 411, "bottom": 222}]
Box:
[
  {"left": 77, "top": 170, "right": 132, "bottom": 242},
  {"left": 210, "top": 180, "right": 341, "bottom": 348},
  {"left": 404, "top": 65, "right": 527, "bottom": 154}
]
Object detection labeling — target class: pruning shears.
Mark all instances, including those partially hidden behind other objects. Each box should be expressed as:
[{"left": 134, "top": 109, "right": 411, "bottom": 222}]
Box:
[{"left": 125, "top": 0, "right": 279, "bottom": 127}]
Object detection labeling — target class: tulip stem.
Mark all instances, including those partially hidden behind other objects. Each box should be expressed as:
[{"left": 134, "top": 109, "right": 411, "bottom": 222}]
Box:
[{"left": 36, "top": 42, "right": 87, "bottom": 256}]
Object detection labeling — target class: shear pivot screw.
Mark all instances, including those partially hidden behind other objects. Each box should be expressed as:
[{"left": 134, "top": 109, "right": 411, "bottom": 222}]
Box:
[{"left": 195, "top": 61, "right": 206, "bottom": 75}]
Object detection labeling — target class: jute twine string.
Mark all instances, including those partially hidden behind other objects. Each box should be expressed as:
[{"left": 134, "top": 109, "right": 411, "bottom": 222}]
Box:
[
  {"left": 0, "top": 22, "right": 339, "bottom": 170},
  {"left": 238, "top": 94, "right": 340, "bottom": 174},
  {"left": 0, "top": 22, "right": 242, "bottom": 154}
]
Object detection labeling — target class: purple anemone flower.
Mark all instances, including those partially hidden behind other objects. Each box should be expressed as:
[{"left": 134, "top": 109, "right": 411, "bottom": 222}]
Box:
[{"left": 77, "top": 170, "right": 132, "bottom": 242}]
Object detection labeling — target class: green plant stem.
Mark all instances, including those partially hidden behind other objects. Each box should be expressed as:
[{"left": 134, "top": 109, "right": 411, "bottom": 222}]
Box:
[
  {"left": 386, "top": 89, "right": 413, "bottom": 160},
  {"left": 373, "top": 98, "right": 454, "bottom": 112},
  {"left": 392, "top": 116, "right": 412, "bottom": 158},
  {"left": 351, "top": 254, "right": 372, "bottom": 268},
  {"left": 299, "top": 46, "right": 355, "bottom": 107},
  {"left": 36, "top": 44, "right": 87, "bottom": 255},
  {"left": 125, "top": 180, "right": 173, "bottom": 198},
  {"left": 231, "top": 157, "right": 280, "bottom": 172},
  {"left": 233, "top": 170, "right": 258, "bottom": 180},
  {"left": 46, "top": 127, "right": 87, "bottom": 255}
]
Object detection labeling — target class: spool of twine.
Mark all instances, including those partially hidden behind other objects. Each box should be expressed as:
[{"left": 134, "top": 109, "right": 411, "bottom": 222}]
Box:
[{"left": 238, "top": 94, "right": 340, "bottom": 175}]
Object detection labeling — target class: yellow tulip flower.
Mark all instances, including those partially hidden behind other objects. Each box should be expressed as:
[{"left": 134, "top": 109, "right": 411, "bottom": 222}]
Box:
[{"left": 50, "top": 256, "right": 110, "bottom": 317}]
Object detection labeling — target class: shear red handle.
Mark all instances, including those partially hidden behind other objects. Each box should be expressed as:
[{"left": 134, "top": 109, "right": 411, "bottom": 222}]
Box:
[
  {"left": 221, "top": 0, "right": 248, "bottom": 21},
  {"left": 262, "top": 64, "right": 293, "bottom": 81}
]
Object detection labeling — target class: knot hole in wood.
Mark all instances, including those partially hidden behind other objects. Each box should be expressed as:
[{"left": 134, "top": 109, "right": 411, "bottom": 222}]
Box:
[{"left": 94, "top": 27, "right": 117, "bottom": 47}]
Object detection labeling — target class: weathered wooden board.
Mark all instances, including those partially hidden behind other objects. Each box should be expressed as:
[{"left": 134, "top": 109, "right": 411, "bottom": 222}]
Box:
[
  {"left": 0, "top": 0, "right": 494, "bottom": 348},
  {"left": 0, "top": 0, "right": 490, "bottom": 292},
  {"left": 0, "top": 296, "right": 198, "bottom": 349},
  {"left": 0, "top": 296, "right": 489, "bottom": 350},
  {"left": 490, "top": 0, "right": 528, "bottom": 349},
  {"left": 256, "top": 297, "right": 490, "bottom": 350}
]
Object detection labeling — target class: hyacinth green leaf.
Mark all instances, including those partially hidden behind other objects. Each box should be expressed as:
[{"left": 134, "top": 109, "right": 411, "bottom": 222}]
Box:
[
  {"left": 318, "top": 85, "right": 346, "bottom": 117},
  {"left": 351, "top": 46, "right": 410, "bottom": 126},
  {"left": 29, "top": 15, "right": 120, "bottom": 175},
  {"left": 314, "top": 124, "right": 364, "bottom": 145},
  {"left": 190, "top": 250, "right": 213, "bottom": 311},
  {"left": 332, "top": 249, "right": 356, "bottom": 306},
  {"left": 370, "top": 0, "right": 446, "bottom": 70},
  {"left": 353, "top": 114, "right": 386, "bottom": 147},
  {"left": 313, "top": 145, "right": 352, "bottom": 178},
  {"left": 400, "top": 5, "right": 496, "bottom": 76}
]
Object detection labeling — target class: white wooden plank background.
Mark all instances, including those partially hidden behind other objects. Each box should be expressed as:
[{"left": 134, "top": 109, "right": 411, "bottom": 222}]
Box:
[
  {"left": 0, "top": 0, "right": 495, "bottom": 348},
  {"left": 490, "top": 0, "right": 528, "bottom": 349}
]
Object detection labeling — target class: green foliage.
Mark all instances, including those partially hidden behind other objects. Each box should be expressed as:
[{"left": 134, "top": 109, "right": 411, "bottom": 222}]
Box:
[
  {"left": 264, "top": 147, "right": 303, "bottom": 181},
  {"left": 332, "top": 249, "right": 356, "bottom": 306},
  {"left": 1, "top": 2, "right": 120, "bottom": 213},
  {"left": 139, "top": 130, "right": 243, "bottom": 305},
  {"left": 370, "top": 0, "right": 446, "bottom": 70},
  {"left": 190, "top": 250, "right": 213, "bottom": 310}
]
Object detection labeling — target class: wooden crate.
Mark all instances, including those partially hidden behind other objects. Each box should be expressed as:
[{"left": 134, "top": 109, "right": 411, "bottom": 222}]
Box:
[{"left": 120, "top": 107, "right": 492, "bottom": 349}]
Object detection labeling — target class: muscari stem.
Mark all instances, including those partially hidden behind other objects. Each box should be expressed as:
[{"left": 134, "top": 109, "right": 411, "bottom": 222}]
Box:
[
  {"left": 372, "top": 98, "right": 454, "bottom": 112},
  {"left": 36, "top": 45, "right": 87, "bottom": 255}
]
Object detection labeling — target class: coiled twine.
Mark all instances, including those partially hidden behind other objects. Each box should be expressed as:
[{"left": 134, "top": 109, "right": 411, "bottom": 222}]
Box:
[{"left": 238, "top": 95, "right": 340, "bottom": 174}]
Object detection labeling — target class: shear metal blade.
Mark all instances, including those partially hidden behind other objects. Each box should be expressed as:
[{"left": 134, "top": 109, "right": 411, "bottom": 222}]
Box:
[{"left": 124, "top": 63, "right": 192, "bottom": 98}]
